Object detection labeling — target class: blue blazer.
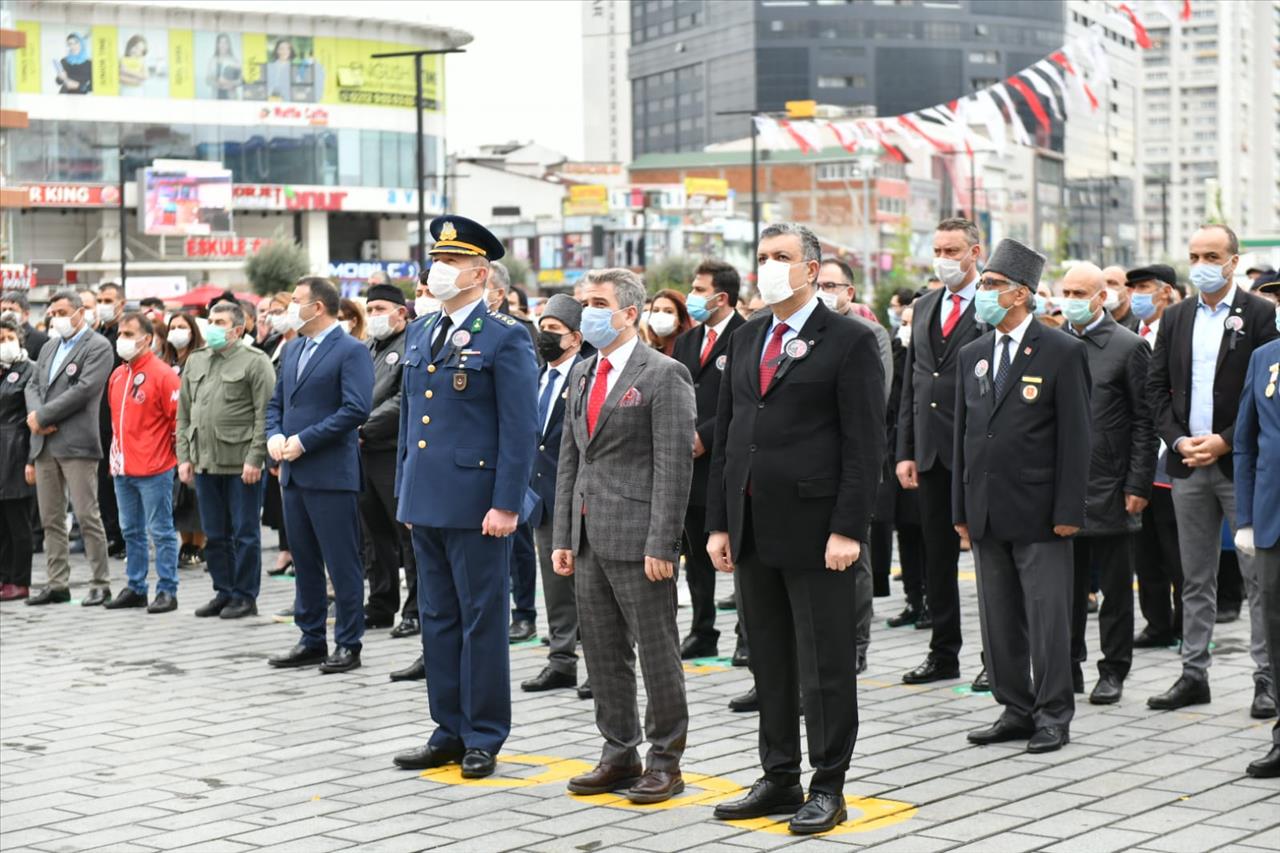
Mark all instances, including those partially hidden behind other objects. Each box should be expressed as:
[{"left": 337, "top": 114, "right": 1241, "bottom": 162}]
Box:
[
  {"left": 265, "top": 327, "right": 374, "bottom": 492},
  {"left": 1234, "top": 338, "right": 1280, "bottom": 549},
  {"left": 528, "top": 355, "right": 581, "bottom": 528},
  {"left": 395, "top": 300, "right": 539, "bottom": 528}
]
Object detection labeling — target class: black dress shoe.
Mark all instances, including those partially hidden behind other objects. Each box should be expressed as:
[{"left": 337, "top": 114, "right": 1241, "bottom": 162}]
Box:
[
  {"left": 1250, "top": 683, "right": 1277, "bottom": 719},
  {"left": 268, "top": 643, "right": 328, "bottom": 668},
  {"left": 220, "top": 598, "right": 257, "bottom": 619},
  {"left": 26, "top": 587, "right": 71, "bottom": 606},
  {"left": 364, "top": 610, "right": 395, "bottom": 629},
  {"left": 1090, "top": 673, "right": 1123, "bottom": 705},
  {"left": 914, "top": 606, "right": 933, "bottom": 630},
  {"left": 508, "top": 619, "right": 536, "bottom": 643},
  {"left": 729, "top": 687, "right": 759, "bottom": 713},
  {"left": 267, "top": 559, "right": 293, "bottom": 577},
  {"left": 81, "top": 587, "right": 112, "bottom": 607},
  {"left": 1147, "top": 675, "right": 1211, "bottom": 710},
  {"left": 716, "top": 595, "right": 736, "bottom": 610},
  {"left": 147, "top": 591, "right": 177, "bottom": 613},
  {"left": 521, "top": 666, "right": 576, "bottom": 692},
  {"left": 318, "top": 646, "right": 361, "bottom": 674},
  {"left": 194, "top": 594, "right": 231, "bottom": 617},
  {"left": 902, "top": 656, "right": 960, "bottom": 684},
  {"left": 788, "top": 791, "right": 847, "bottom": 835},
  {"left": 1246, "top": 745, "right": 1280, "bottom": 778},
  {"left": 1134, "top": 628, "right": 1175, "bottom": 648},
  {"left": 1215, "top": 606, "right": 1240, "bottom": 624},
  {"left": 731, "top": 640, "right": 749, "bottom": 668},
  {"left": 971, "top": 667, "right": 991, "bottom": 693},
  {"left": 1072, "top": 666, "right": 1085, "bottom": 695},
  {"left": 679, "top": 635, "right": 718, "bottom": 660},
  {"left": 108, "top": 540, "right": 127, "bottom": 559},
  {"left": 713, "top": 778, "right": 804, "bottom": 820},
  {"left": 104, "top": 587, "right": 147, "bottom": 609},
  {"left": 460, "top": 748, "right": 496, "bottom": 778},
  {"left": 576, "top": 679, "right": 593, "bottom": 700},
  {"left": 1027, "top": 726, "right": 1070, "bottom": 753},
  {"left": 856, "top": 652, "right": 867, "bottom": 675},
  {"left": 394, "top": 743, "right": 462, "bottom": 770},
  {"left": 389, "top": 655, "right": 426, "bottom": 682},
  {"left": 389, "top": 616, "right": 420, "bottom": 638},
  {"left": 967, "top": 717, "right": 1035, "bottom": 745},
  {"left": 886, "top": 605, "right": 919, "bottom": 628}
]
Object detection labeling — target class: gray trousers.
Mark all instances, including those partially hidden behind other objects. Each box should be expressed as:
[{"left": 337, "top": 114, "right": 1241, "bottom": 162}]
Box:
[
  {"left": 854, "top": 542, "right": 872, "bottom": 660},
  {"left": 534, "top": 520, "right": 578, "bottom": 677},
  {"left": 1256, "top": 546, "right": 1280, "bottom": 746},
  {"left": 574, "top": 530, "right": 687, "bottom": 772},
  {"left": 973, "top": 537, "right": 1075, "bottom": 729},
  {"left": 1171, "top": 465, "right": 1269, "bottom": 684},
  {"left": 34, "top": 455, "right": 110, "bottom": 591}
]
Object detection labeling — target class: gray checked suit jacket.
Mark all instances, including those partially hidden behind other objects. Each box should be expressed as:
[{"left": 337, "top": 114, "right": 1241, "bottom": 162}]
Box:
[
  {"left": 553, "top": 341, "right": 696, "bottom": 564},
  {"left": 24, "top": 327, "right": 114, "bottom": 462}
]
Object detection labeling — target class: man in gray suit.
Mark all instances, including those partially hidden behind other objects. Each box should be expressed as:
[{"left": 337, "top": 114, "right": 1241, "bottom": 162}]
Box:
[
  {"left": 24, "top": 290, "right": 115, "bottom": 606},
  {"left": 553, "top": 268, "right": 696, "bottom": 805}
]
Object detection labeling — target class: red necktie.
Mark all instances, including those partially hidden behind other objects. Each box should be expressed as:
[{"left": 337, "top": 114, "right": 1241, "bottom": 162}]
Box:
[
  {"left": 941, "top": 293, "right": 963, "bottom": 338},
  {"left": 759, "top": 323, "right": 789, "bottom": 396},
  {"left": 1140, "top": 324, "right": 1151, "bottom": 338},
  {"left": 586, "top": 357, "right": 612, "bottom": 437},
  {"left": 700, "top": 328, "right": 718, "bottom": 366}
]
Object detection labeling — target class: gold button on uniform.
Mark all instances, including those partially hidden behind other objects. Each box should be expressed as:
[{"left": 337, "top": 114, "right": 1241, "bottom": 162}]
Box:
[
  {"left": 428, "top": 364, "right": 436, "bottom": 373},
  {"left": 422, "top": 416, "right": 430, "bottom": 425},
  {"left": 425, "top": 390, "right": 433, "bottom": 399},
  {"left": 417, "top": 440, "right": 426, "bottom": 449},
  {"left": 930, "top": 402, "right": 938, "bottom": 408},
  {"left": 478, "top": 460, "right": 485, "bottom": 467}
]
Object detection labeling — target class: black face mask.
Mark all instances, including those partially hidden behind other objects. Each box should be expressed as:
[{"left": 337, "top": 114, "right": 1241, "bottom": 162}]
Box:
[{"left": 536, "top": 329, "right": 569, "bottom": 362}]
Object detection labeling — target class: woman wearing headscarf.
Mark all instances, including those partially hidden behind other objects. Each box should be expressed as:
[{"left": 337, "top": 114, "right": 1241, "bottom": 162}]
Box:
[{"left": 0, "top": 318, "right": 37, "bottom": 600}]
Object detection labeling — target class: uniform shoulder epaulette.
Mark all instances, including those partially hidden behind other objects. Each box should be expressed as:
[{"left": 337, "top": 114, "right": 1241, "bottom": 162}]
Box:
[{"left": 488, "top": 311, "right": 517, "bottom": 327}]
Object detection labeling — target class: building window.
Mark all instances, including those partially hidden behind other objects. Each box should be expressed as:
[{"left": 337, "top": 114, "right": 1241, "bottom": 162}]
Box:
[
  {"left": 968, "top": 50, "right": 998, "bottom": 64},
  {"left": 817, "top": 75, "right": 865, "bottom": 88}
]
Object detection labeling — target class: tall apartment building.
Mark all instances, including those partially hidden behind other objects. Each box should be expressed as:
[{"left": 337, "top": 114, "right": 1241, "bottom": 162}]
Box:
[
  {"left": 582, "top": 0, "right": 632, "bottom": 163},
  {"left": 1139, "top": 1, "right": 1279, "bottom": 258}
]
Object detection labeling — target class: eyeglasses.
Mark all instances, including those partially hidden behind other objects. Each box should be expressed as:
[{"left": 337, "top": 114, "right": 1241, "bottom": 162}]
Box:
[
  {"left": 977, "top": 278, "right": 1015, "bottom": 291},
  {"left": 815, "top": 281, "right": 848, "bottom": 292}
]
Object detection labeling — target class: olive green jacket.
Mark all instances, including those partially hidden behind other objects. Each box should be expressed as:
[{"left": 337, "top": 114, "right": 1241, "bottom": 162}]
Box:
[{"left": 177, "top": 343, "right": 275, "bottom": 474}]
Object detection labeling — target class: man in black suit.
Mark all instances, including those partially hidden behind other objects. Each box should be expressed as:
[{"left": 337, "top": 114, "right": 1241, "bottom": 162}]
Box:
[
  {"left": 1058, "top": 262, "right": 1157, "bottom": 706},
  {"left": 707, "top": 222, "right": 884, "bottom": 835},
  {"left": 671, "top": 260, "right": 745, "bottom": 663},
  {"left": 520, "top": 294, "right": 588, "bottom": 696},
  {"left": 954, "top": 238, "right": 1092, "bottom": 754},
  {"left": 1147, "top": 224, "right": 1279, "bottom": 718},
  {"left": 896, "top": 218, "right": 989, "bottom": 689}
]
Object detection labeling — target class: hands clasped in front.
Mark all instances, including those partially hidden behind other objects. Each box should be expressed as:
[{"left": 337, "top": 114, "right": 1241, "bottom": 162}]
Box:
[
  {"left": 707, "top": 531, "right": 861, "bottom": 573},
  {"left": 551, "top": 549, "right": 674, "bottom": 582}
]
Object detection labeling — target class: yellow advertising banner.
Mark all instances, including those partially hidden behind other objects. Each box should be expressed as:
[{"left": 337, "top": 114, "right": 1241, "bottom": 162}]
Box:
[
  {"left": 563, "top": 184, "right": 609, "bottom": 216},
  {"left": 91, "top": 26, "right": 119, "bottom": 96},
  {"left": 240, "top": 32, "right": 267, "bottom": 86},
  {"left": 168, "top": 29, "right": 195, "bottom": 100},
  {"left": 15, "top": 21, "right": 41, "bottom": 93},
  {"left": 684, "top": 177, "right": 730, "bottom": 198},
  {"left": 314, "top": 38, "right": 441, "bottom": 110}
]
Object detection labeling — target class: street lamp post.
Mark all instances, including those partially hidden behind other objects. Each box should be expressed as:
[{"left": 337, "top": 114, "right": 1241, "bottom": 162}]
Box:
[
  {"left": 856, "top": 146, "right": 882, "bottom": 300},
  {"left": 369, "top": 48, "right": 465, "bottom": 264}
]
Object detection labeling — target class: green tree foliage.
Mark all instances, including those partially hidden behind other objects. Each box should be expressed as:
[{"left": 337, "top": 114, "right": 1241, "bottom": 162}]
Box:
[
  {"left": 643, "top": 255, "right": 698, "bottom": 295},
  {"left": 244, "top": 232, "right": 311, "bottom": 297}
]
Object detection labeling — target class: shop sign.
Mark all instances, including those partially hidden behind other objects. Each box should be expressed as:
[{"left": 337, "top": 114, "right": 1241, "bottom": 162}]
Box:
[
  {"left": 325, "top": 260, "right": 420, "bottom": 282},
  {"left": 0, "top": 264, "right": 32, "bottom": 290},
  {"left": 233, "top": 184, "right": 349, "bottom": 212},
  {"left": 25, "top": 183, "right": 121, "bottom": 208},
  {"left": 185, "top": 236, "right": 272, "bottom": 258},
  {"left": 258, "top": 105, "right": 330, "bottom": 126}
]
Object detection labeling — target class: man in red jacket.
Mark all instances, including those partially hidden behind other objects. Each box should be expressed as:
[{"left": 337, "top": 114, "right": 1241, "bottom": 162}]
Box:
[{"left": 103, "top": 312, "right": 182, "bottom": 613}]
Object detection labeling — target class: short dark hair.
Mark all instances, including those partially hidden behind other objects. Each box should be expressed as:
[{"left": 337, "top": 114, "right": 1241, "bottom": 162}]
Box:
[
  {"left": 0, "top": 316, "right": 26, "bottom": 342},
  {"left": 936, "top": 217, "right": 981, "bottom": 247},
  {"left": 297, "top": 276, "right": 340, "bottom": 316},
  {"left": 2, "top": 291, "right": 30, "bottom": 311},
  {"left": 1196, "top": 223, "right": 1239, "bottom": 255},
  {"left": 509, "top": 285, "right": 530, "bottom": 311},
  {"left": 98, "top": 282, "right": 124, "bottom": 299},
  {"left": 694, "top": 259, "right": 741, "bottom": 307},
  {"left": 120, "top": 311, "right": 153, "bottom": 337},
  {"left": 820, "top": 257, "right": 857, "bottom": 287},
  {"left": 139, "top": 297, "right": 165, "bottom": 311},
  {"left": 50, "top": 289, "right": 83, "bottom": 311},
  {"left": 892, "top": 288, "right": 916, "bottom": 306},
  {"left": 210, "top": 301, "right": 246, "bottom": 327}
]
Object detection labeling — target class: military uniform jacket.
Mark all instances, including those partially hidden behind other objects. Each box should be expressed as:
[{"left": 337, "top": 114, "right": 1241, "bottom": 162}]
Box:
[
  {"left": 362, "top": 327, "right": 409, "bottom": 454},
  {"left": 395, "top": 300, "right": 539, "bottom": 529},
  {"left": 952, "top": 318, "right": 1092, "bottom": 543},
  {"left": 1234, "top": 338, "right": 1280, "bottom": 550},
  {"left": 177, "top": 344, "right": 275, "bottom": 475}
]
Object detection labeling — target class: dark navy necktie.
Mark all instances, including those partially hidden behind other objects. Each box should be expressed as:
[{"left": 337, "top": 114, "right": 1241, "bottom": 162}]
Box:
[
  {"left": 538, "top": 367, "right": 559, "bottom": 433},
  {"left": 994, "top": 335, "right": 1012, "bottom": 398}
]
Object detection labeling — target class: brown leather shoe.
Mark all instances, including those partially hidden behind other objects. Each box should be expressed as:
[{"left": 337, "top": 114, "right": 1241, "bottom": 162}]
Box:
[
  {"left": 566, "top": 763, "right": 643, "bottom": 795},
  {"left": 626, "top": 769, "right": 685, "bottom": 804}
]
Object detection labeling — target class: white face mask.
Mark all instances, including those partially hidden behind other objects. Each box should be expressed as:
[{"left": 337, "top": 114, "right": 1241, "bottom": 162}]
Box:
[
  {"left": 367, "top": 314, "right": 395, "bottom": 340},
  {"left": 166, "top": 328, "right": 191, "bottom": 350},
  {"left": 426, "top": 261, "right": 470, "bottom": 301},
  {"left": 0, "top": 340, "right": 21, "bottom": 364},
  {"left": 896, "top": 324, "right": 912, "bottom": 347},
  {"left": 1103, "top": 287, "right": 1121, "bottom": 312},
  {"left": 647, "top": 312, "right": 677, "bottom": 337},
  {"left": 932, "top": 257, "right": 967, "bottom": 289},
  {"left": 50, "top": 314, "right": 76, "bottom": 339},
  {"left": 815, "top": 290, "right": 838, "bottom": 310},
  {"left": 415, "top": 296, "right": 441, "bottom": 317},
  {"left": 757, "top": 259, "right": 805, "bottom": 305},
  {"left": 339, "top": 320, "right": 352, "bottom": 335},
  {"left": 116, "top": 337, "right": 141, "bottom": 361},
  {"left": 0, "top": 310, "right": 21, "bottom": 324},
  {"left": 276, "top": 302, "right": 306, "bottom": 333},
  {"left": 97, "top": 304, "right": 117, "bottom": 325}
]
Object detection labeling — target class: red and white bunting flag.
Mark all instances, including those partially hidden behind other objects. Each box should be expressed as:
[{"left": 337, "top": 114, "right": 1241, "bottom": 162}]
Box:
[
  {"left": 1049, "top": 49, "right": 1099, "bottom": 111},
  {"left": 752, "top": 115, "right": 789, "bottom": 149},
  {"left": 1006, "top": 76, "right": 1051, "bottom": 135},
  {"left": 922, "top": 106, "right": 976, "bottom": 156},
  {"left": 1034, "top": 60, "right": 1076, "bottom": 116},
  {"left": 970, "top": 91, "right": 1008, "bottom": 154},
  {"left": 826, "top": 121, "right": 859, "bottom": 154},
  {"left": 869, "top": 120, "right": 910, "bottom": 163},
  {"left": 1021, "top": 68, "right": 1064, "bottom": 121},
  {"left": 779, "top": 119, "right": 824, "bottom": 154},
  {"left": 898, "top": 114, "right": 954, "bottom": 154},
  {"left": 989, "top": 84, "right": 1030, "bottom": 147},
  {"left": 1116, "top": 3, "right": 1153, "bottom": 48},
  {"left": 1152, "top": 0, "right": 1193, "bottom": 24},
  {"left": 1182, "top": 0, "right": 1193, "bottom": 21}
]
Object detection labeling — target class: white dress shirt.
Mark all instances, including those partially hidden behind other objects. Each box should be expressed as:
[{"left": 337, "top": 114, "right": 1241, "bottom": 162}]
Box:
[
  {"left": 431, "top": 296, "right": 486, "bottom": 350},
  {"left": 539, "top": 356, "right": 573, "bottom": 434},
  {"left": 991, "top": 311, "right": 1035, "bottom": 367},
  {"left": 592, "top": 334, "right": 639, "bottom": 397},
  {"left": 762, "top": 295, "right": 820, "bottom": 361},
  {"left": 703, "top": 312, "right": 733, "bottom": 350},
  {"left": 938, "top": 273, "right": 979, "bottom": 331},
  {"left": 1187, "top": 285, "right": 1236, "bottom": 439}
]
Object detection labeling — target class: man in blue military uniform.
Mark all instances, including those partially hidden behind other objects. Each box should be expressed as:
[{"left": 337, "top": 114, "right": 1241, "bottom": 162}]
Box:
[{"left": 391, "top": 215, "right": 540, "bottom": 779}]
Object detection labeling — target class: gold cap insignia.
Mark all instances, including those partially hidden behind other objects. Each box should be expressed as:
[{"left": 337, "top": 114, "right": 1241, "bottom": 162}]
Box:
[{"left": 439, "top": 221, "right": 458, "bottom": 242}]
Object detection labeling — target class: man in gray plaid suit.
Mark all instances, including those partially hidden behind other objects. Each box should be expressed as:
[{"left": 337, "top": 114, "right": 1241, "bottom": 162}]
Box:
[{"left": 553, "top": 268, "right": 697, "bottom": 805}]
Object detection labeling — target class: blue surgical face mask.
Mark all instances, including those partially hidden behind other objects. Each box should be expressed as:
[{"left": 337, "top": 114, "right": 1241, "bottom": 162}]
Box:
[
  {"left": 1060, "top": 296, "right": 1097, "bottom": 326},
  {"left": 1190, "top": 263, "right": 1228, "bottom": 294},
  {"left": 1130, "top": 291, "right": 1158, "bottom": 321},
  {"left": 1032, "top": 295, "right": 1048, "bottom": 317},
  {"left": 1275, "top": 306, "right": 1280, "bottom": 333},
  {"left": 686, "top": 293, "right": 712, "bottom": 323},
  {"left": 580, "top": 306, "right": 623, "bottom": 350},
  {"left": 888, "top": 308, "right": 902, "bottom": 329},
  {"left": 974, "top": 288, "right": 1011, "bottom": 326}
]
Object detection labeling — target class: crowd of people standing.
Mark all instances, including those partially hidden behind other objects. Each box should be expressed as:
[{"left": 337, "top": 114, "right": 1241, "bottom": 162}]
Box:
[{"left": 2, "top": 212, "right": 1279, "bottom": 837}]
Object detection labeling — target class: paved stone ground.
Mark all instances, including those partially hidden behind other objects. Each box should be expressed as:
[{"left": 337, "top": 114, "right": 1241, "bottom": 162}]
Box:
[{"left": 1, "top": 538, "right": 1277, "bottom": 853}]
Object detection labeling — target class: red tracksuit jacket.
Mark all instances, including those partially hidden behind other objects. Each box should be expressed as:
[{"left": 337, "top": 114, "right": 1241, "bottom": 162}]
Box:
[{"left": 107, "top": 349, "right": 180, "bottom": 477}]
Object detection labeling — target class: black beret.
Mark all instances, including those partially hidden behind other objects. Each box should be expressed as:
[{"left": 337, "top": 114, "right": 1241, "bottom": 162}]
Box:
[
  {"left": 1254, "top": 270, "right": 1280, "bottom": 295},
  {"left": 365, "top": 283, "right": 406, "bottom": 306},
  {"left": 1125, "top": 264, "right": 1176, "bottom": 287}
]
